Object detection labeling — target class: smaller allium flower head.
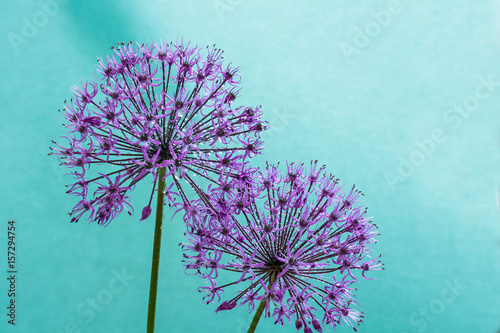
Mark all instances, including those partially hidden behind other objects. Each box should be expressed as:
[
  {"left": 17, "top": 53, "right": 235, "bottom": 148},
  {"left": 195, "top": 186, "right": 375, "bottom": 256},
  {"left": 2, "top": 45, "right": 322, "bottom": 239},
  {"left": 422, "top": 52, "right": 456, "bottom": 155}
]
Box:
[
  {"left": 50, "top": 40, "right": 267, "bottom": 226},
  {"left": 181, "top": 161, "right": 383, "bottom": 332}
]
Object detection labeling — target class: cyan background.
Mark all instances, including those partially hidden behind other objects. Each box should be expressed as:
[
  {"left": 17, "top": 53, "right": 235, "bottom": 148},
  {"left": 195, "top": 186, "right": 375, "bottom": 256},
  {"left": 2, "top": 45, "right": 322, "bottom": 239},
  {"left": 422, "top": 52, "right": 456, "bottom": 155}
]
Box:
[{"left": 0, "top": 0, "right": 499, "bottom": 332}]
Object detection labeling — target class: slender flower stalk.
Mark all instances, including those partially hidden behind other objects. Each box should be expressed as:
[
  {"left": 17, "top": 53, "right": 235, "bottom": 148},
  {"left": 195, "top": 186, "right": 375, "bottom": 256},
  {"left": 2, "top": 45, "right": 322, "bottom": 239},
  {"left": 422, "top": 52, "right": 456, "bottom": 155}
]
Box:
[
  {"left": 248, "top": 273, "right": 276, "bottom": 333},
  {"left": 147, "top": 167, "right": 166, "bottom": 333},
  {"left": 182, "top": 161, "right": 383, "bottom": 332}
]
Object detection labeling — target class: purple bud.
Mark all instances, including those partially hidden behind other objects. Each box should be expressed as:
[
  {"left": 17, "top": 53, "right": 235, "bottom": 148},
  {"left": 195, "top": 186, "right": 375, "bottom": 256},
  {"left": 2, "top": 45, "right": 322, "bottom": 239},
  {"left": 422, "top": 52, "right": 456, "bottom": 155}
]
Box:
[
  {"left": 304, "top": 325, "right": 313, "bottom": 333},
  {"left": 140, "top": 206, "right": 152, "bottom": 221},
  {"left": 215, "top": 301, "right": 236, "bottom": 312},
  {"left": 295, "top": 319, "right": 303, "bottom": 330},
  {"left": 312, "top": 319, "right": 322, "bottom": 332},
  {"left": 83, "top": 116, "right": 101, "bottom": 127}
]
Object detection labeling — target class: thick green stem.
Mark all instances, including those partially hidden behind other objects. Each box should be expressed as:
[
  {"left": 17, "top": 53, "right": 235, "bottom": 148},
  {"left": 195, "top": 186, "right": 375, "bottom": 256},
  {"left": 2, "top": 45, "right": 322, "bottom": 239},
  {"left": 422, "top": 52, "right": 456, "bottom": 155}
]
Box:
[
  {"left": 147, "top": 167, "right": 166, "bottom": 333},
  {"left": 247, "top": 274, "right": 276, "bottom": 333}
]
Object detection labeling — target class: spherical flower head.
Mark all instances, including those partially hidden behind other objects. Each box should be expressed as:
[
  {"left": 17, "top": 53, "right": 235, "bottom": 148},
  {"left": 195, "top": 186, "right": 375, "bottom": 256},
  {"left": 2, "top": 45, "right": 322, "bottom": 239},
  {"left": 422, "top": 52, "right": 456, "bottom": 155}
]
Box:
[
  {"left": 50, "top": 40, "right": 267, "bottom": 226},
  {"left": 181, "top": 161, "right": 383, "bottom": 332}
]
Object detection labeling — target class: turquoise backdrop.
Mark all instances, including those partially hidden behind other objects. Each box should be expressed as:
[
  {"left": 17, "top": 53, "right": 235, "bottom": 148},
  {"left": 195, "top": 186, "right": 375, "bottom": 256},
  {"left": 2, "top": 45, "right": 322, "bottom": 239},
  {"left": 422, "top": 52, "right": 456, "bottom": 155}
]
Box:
[{"left": 0, "top": 0, "right": 499, "bottom": 332}]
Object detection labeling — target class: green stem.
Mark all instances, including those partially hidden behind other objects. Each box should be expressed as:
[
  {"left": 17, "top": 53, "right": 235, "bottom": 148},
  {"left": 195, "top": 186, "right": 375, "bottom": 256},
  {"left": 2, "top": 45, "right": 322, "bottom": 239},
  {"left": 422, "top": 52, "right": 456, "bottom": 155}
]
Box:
[
  {"left": 147, "top": 167, "right": 166, "bottom": 333},
  {"left": 247, "top": 273, "right": 276, "bottom": 333}
]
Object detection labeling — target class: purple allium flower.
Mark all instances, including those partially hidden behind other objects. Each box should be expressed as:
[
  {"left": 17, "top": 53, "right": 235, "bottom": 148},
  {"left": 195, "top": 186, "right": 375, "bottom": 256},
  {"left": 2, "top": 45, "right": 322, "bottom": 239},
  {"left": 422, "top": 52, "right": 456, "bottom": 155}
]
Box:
[
  {"left": 50, "top": 41, "right": 266, "bottom": 226},
  {"left": 181, "top": 161, "right": 383, "bottom": 332}
]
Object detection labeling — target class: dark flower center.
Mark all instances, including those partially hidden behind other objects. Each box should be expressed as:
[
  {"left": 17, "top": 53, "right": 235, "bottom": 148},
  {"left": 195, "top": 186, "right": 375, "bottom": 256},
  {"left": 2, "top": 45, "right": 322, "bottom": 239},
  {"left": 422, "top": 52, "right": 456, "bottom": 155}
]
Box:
[
  {"left": 106, "top": 111, "right": 115, "bottom": 120},
  {"left": 216, "top": 128, "right": 225, "bottom": 137},
  {"left": 181, "top": 62, "right": 190, "bottom": 72},
  {"left": 224, "top": 92, "right": 236, "bottom": 103},
  {"left": 224, "top": 71, "right": 233, "bottom": 80},
  {"left": 146, "top": 144, "right": 177, "bottom": 164}
]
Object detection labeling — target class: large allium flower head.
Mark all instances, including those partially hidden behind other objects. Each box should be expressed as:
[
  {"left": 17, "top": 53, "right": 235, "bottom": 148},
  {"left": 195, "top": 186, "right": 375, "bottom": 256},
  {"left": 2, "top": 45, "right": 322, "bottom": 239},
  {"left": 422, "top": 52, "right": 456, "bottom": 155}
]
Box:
[
  {"left": 50, "top": 40, "right": 267, "bottom": 226},
  {"left": 181, "top": 161, "right": 383, "bottom": 332}
]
